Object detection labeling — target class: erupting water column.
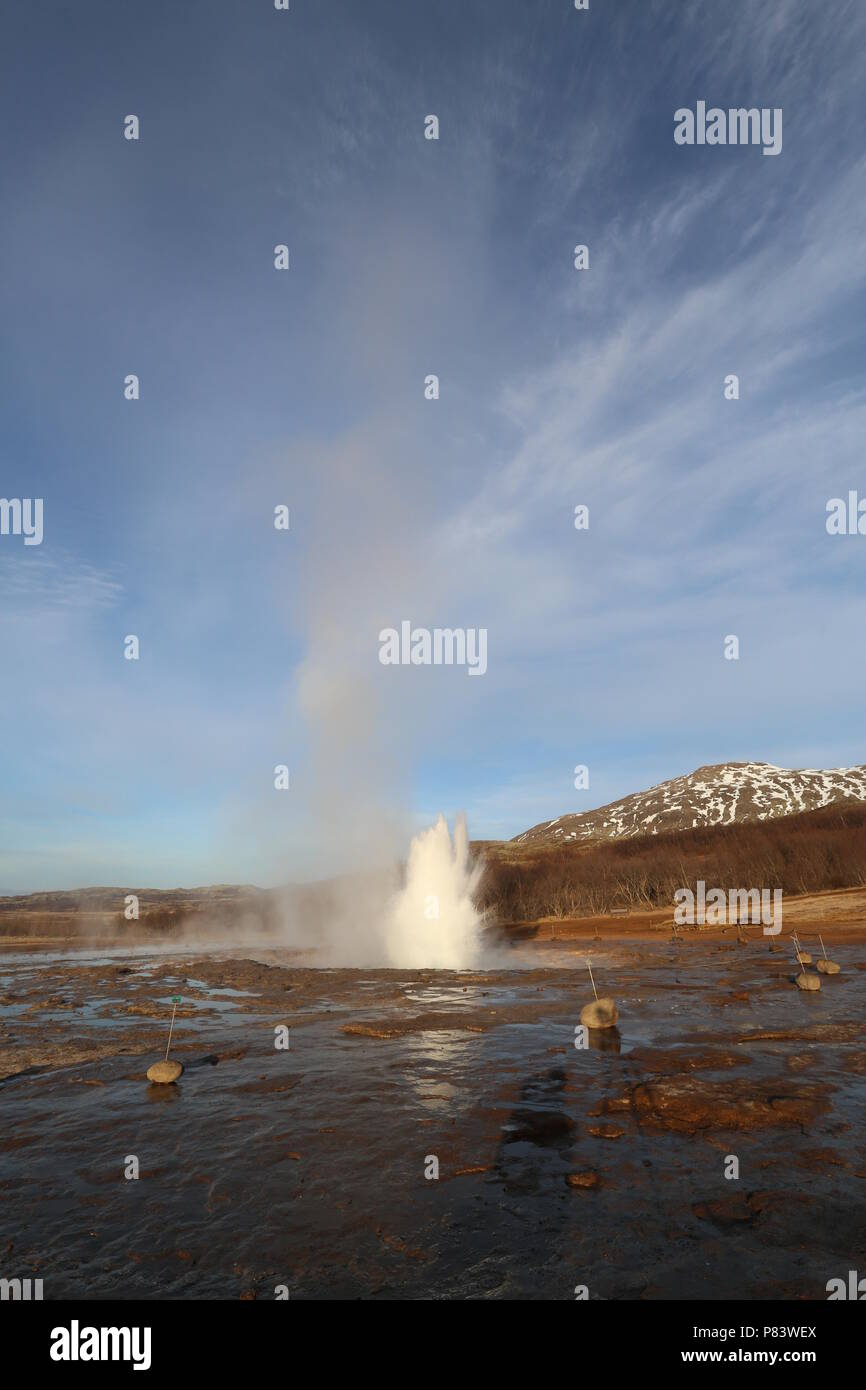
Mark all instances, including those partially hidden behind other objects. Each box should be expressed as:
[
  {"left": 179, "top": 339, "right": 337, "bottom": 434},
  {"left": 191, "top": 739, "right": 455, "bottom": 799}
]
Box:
[{"left": 385, "top": 813, "right": 484, "bottom": 970}]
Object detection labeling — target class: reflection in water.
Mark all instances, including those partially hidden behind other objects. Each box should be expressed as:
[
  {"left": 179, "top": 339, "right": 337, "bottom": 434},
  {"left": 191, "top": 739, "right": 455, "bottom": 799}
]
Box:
[
  {"left": 404, "top": 1029, "right": 474, "bottom": 1112},
  {"left": 588, "top": 1026, "right": 622, "bottom": 1054},
  {"left": 145, "top": 1081, "right": 182, "bottom": 1104}
]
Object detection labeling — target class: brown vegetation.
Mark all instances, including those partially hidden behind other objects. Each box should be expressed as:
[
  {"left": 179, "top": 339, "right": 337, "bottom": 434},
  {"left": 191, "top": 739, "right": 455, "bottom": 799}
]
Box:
[
  {"left": 474, "top": 803, "right": 866, "bottom": 923},
  {"left": 0, "top": 885, "right": 281, "bottom": 942}
]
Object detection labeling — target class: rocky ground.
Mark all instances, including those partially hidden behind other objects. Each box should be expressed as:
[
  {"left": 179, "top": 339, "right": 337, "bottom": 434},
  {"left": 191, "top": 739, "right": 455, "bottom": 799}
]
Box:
[{"left": 1, "top": 924, "right": 864, "bottom": 1299}]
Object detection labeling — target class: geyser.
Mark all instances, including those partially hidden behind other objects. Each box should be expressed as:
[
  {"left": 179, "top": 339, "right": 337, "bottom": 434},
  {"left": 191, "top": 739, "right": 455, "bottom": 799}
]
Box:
[{"left": 385, "top": 812, "right": 484, "bottom": 970}]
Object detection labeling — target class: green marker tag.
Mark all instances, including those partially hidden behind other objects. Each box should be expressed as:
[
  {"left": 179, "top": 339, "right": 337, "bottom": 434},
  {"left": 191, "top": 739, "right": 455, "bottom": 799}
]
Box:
[{"left": 171, "top": 996, "right": 182, "bottom": 1003}]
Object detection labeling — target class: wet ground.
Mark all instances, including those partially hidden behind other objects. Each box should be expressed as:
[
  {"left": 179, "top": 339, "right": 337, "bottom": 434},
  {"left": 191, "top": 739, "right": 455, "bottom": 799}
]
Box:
[{"left": 1, "top": 934, "right": 865, "bottom": 1299}]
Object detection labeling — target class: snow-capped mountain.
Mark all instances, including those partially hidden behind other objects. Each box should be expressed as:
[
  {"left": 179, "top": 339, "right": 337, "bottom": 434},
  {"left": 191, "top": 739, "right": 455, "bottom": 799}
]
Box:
[{"left": 514, "top": 762, "right": 866, "bottom": 847}]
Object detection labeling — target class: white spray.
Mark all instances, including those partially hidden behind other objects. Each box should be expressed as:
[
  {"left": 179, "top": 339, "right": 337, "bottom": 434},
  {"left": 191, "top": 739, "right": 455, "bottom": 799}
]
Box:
[{"left": 385, "top": 812, "right": 484, "bottom": 970}]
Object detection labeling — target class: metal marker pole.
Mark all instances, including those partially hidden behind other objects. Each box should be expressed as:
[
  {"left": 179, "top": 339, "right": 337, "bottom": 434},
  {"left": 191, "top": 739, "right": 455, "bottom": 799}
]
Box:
[
  {"left": 586, "top": 959, "right": 598, "bottom": 1000},
  {"left": 165, "top": 996, "right": 181, "bottom": 1061}
]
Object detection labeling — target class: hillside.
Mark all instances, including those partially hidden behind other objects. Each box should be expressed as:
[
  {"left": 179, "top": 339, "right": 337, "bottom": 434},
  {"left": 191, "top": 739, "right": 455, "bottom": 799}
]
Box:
[
  {"left": 514, "top": 761, "right": 866, "bottom": 847},
  {"left": 481, "top": 800, "right": 866, "bottom": 922}
]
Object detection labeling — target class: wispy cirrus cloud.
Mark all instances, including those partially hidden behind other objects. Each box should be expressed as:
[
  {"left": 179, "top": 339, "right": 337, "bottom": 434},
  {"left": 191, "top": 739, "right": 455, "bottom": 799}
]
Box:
[{"left": 0, "top": 552, "right": 123, "bottom": 620}]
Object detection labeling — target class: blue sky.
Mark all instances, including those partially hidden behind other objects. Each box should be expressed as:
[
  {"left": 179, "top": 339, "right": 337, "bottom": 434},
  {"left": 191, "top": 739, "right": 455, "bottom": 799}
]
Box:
[{"left": 1, "top": 0, "right": 865, "bottom": 892}]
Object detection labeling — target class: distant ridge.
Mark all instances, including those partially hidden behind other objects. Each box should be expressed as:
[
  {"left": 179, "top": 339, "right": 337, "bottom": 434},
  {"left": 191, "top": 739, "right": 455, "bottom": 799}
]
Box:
[{"left": 513, "top": 761, "right": 866, "bottom": 847}]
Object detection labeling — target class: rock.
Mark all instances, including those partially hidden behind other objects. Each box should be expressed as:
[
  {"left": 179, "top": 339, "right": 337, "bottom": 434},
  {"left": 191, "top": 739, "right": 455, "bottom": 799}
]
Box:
[
  {"left": 147, "top": 1059, "right": 184, "bottom": 1084},
  {"left": 693, "top": 1195, "right": 754, "bottom": 1226},
  {"left": 342, "top": 1023, "right": 400, "bottom": 1039},
  {"left": 580, "top": 997, "right": 618, "bottom": 1030},
  {"left": 795, "top": 972, "right": 821, "bottom": 992},
  {"left": 793, "top": 1146, "right": 847, "bottom": 1172},
  {"left": 739, "top": 1023, "right": 861, "bottom": 1045},
  {"left": 627, "top": 1046, "right": 748, "bottom": 1075},
  {"left": 622, "top": 1076, "right": 830, "bottom": 1134},
  {"left": 817, "top": 959, "right": 840, "bottom": 975},
  {"left": 736, "top": 1023, "right": 859, "bottom": 1044},
  {"left": 566, "top": 1170, "right": 600, "bottom": 1190},
  {"left": 506, "top": 1108, "right": 573, "bottom": 1145},
  {"left": 787, "top": 1055, "right": 814, "bottom": 1072},
  {"left": 693, "top": 1190, "right": 814, "bottom": 1229}
]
